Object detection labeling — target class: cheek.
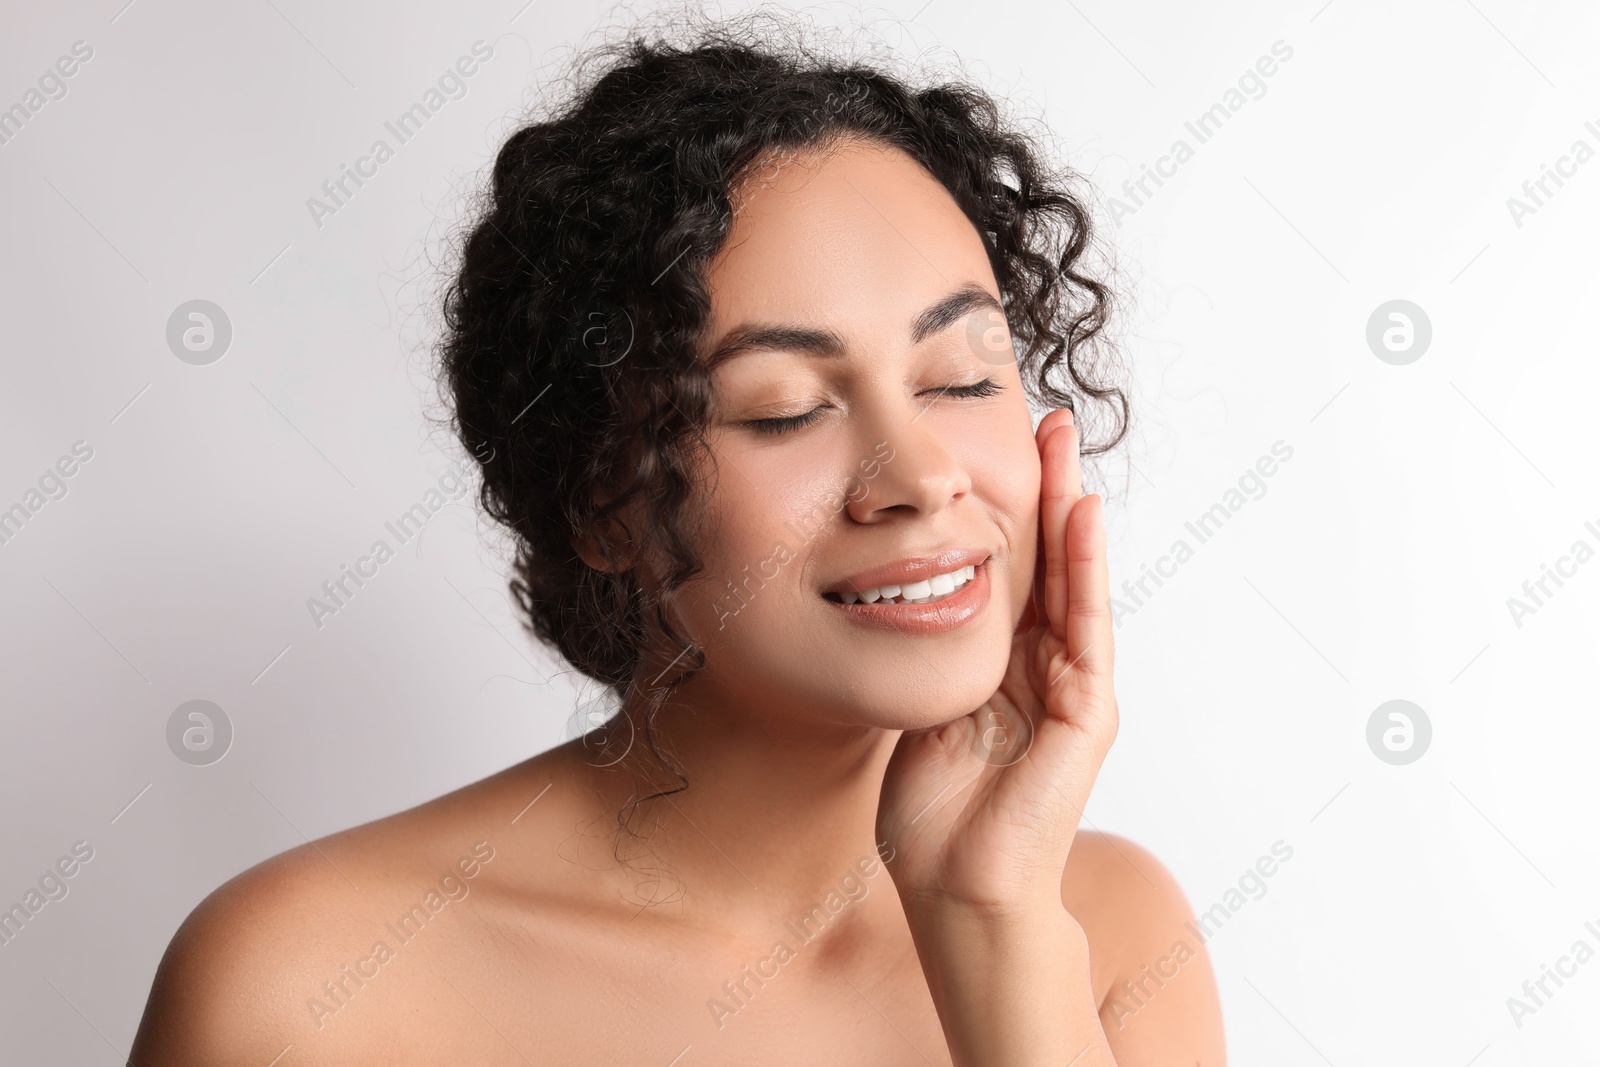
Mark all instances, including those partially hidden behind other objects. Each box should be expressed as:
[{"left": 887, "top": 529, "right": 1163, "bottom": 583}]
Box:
[
  {"left": 965, "top": 406, "right": 1041, "bottom": 516},
  {"left": 962, "top": 411, "right": 1041, "bottom": 596},
  {"left": 674, "top": 441, "right": 842, "bottom": 639},
  {"left": 988, "top": 435, "right": 1041, "bottom": 518},
  {"left": 709, "top": 441, "right": 847, "bottom": 553}
]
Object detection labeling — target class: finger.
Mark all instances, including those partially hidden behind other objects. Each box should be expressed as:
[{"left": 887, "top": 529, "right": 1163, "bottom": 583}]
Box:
[
  {"left": 1030, "top": 408, "right": 1076, "bottom": 631},
  {"left": 1039, "top": 409, "right": 1084, "bottom": 640},
  {"left": 1063, "top": 493, "right": 1112, "bottom": 680},
  {"left": 1020, "top": 505, "right": 1045, "bottom": 635},
  {"left": 1034, "top": 406, "right": 1076, "bottom": 453}
]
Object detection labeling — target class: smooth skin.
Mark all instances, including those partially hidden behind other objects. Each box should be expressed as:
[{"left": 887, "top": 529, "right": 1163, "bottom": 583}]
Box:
[{"left": 131, "top": 138, "right": 1224, "bottom": 1065}]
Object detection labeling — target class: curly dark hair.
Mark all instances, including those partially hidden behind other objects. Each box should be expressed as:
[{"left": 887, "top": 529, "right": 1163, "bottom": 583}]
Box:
[{"left": 436, "top": 8, "right": 1127, "bottom": 804}]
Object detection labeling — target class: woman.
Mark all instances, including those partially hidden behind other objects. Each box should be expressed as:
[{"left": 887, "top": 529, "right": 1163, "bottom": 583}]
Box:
[{"left": 132, "top": 14, "right": 1225, "bottom": 1065}]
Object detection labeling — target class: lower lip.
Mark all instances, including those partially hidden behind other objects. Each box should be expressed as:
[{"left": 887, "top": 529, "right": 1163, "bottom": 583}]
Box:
[{"left": 824, "top": 563, "right": 991, "bottom": 636}]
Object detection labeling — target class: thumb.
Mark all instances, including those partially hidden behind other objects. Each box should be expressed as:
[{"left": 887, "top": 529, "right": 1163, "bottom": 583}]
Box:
[{"left": 1014, "top": 513, "right": 1047, "bottom": 636}]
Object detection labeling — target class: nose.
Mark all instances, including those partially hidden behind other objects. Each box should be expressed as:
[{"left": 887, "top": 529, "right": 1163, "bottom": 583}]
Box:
[{"left": 844, "top": 410, "right": 972, "bottom": 524}]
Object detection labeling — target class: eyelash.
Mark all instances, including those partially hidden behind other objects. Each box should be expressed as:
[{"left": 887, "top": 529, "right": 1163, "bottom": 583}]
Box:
[{"left": 746, "top": 378, "right": 1004, "bottom": 436}]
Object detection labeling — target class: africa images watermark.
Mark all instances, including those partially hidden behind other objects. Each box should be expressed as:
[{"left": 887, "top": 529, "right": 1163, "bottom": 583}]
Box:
[
  {"left": 1105, "top": 40, "right": 1295, "bottom": 227},
  {"left": 1504, "top": 516, "right": 1600, "bottom": 629},
  {"left": 1112, "top": 440, "right": 1295, "bottom": 627},
  {"left": 1504, "top": 916, "right": 1600, "bottom": 1029},
  {"left": 0, "top": 840, "right": 95, "bottom": 949},
  {"left": 0, "top": 439, "right": 95, "bottom": 549},
  {"left": 706, "top": 841, "right": 896, "bottom": 1030},
  {"left": 305, "top": 840, "right": 496, "bottom": 1030},
  {"left": 305, "top": 40, "right": 495, "bottom": 230},
  {"left": 0, "top": 39, "right": 94, "bottom": 148},
  {"left": 1504, "top": 116, "right": 1600, "bottom": 229},
  {"left": 305, "top": 464, "right": 472, "bottom": 629},
  {"left": 1104, "top": 839, "right": 1294, "bottom": 1030},
  {"left": 708, "top": 440, "right": 896, "bottom": 630}
]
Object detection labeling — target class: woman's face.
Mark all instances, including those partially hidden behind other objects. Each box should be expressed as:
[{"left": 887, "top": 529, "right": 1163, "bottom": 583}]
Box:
[{"left": 675, "top": 136, "right": 1041, "bottom": 729}]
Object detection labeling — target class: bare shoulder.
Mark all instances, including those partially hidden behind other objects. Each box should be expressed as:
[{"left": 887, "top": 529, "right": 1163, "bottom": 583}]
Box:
[
  {"left": 128, "top": 749, "right": 587, "bottom": 1066},
  {"left": 129, "top": 835, "right": 377, "bottom": 1065},
  {"left": 1062, "top": 830, "right": 1227, "bottom": 1062},
  {"left": 1062, "top": 830, "right": 1195, "bottom": 960}
]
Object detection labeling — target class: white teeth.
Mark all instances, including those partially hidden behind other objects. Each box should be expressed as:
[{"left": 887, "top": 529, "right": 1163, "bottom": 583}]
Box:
[{"left": 834, "top": 564, "right": 979, "bottom": 606}]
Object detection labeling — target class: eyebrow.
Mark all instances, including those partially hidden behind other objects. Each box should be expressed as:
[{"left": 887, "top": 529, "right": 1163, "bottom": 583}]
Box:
[{"left": 703, "top": 282, "right": 1004, "bottom": 369}]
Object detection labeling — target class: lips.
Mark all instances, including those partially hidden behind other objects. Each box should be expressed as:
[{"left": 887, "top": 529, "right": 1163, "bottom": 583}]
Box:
[
  {"left": 832, "top": 564, "right": 977, "bottom": 605},
  {"left": 822, "top": 548, "right": 991, "bottom": 598},
  {"left": 821, "top": 548, "right": 993, "bottom": 636}
]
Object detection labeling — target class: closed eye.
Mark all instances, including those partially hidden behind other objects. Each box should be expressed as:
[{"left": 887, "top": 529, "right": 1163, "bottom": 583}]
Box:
[
  {"left": 746, "top": 407, "right": 826, "bottom": 435},
  {"left": 921, "top": 377, "right": 1003, "bottom": 401},
  {"left": 745, "top": 379, "right": 1003, "bottom": 436}
]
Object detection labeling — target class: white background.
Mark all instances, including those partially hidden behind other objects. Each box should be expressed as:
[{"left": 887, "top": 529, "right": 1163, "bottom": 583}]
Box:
[{"left": 1, "top": 0, "right": 1597, "bottom": 1063}]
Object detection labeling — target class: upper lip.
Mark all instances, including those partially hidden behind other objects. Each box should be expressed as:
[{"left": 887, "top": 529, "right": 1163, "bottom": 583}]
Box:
[{"left": 823, "top": 547, "right": 991, "bottom": 595}]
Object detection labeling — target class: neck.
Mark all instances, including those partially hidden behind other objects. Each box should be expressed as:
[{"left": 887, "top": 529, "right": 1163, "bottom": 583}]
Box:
[{"left": 575, "top": 679, "right": 903, "bottom": 932}]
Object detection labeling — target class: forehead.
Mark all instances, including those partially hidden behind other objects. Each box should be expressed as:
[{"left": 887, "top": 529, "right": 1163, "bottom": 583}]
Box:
[{"left": 702, "top": 138, "right": 995, "bottom": 348}]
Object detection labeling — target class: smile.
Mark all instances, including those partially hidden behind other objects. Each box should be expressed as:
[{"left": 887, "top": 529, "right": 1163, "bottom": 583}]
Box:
[
  {"left": 824, "top": 564, "right": 977, "bottom": 605},
  {"left": 821, "top": 550, "right": 992, "bottom": 635}
]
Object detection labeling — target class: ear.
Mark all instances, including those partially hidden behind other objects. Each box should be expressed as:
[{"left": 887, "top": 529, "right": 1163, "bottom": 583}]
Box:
[
  {"left": 571, "top": 506, "right": 640, "bottom": 574},
  {"left": 573, "top": 531, "right": 612, "bottom": 572}
]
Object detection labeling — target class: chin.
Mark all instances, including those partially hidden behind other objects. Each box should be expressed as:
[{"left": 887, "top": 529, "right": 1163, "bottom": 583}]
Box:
[{"left": 788, "top": 614, "right": 1018, "bottom": 730}]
